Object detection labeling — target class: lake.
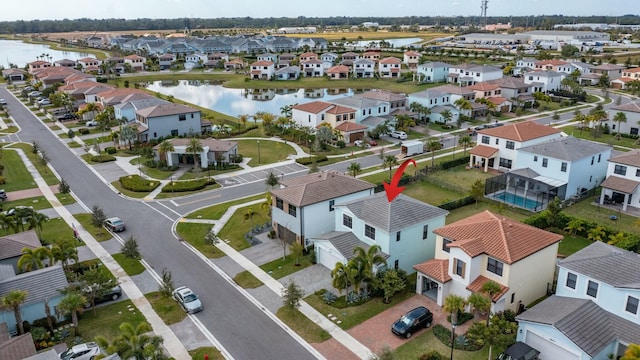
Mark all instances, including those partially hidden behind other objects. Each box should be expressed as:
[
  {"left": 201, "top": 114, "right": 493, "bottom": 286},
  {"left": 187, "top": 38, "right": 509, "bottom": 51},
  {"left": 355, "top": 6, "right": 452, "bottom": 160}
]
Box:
[
  {"left": 347, "top": 37, "right": 422, "bottom": 48},
  {"left": 0, "top": 39, "right": 91, "bottom": 68},
  {"left": 145, "top": 80, "right": 364, "bottom": 117}
]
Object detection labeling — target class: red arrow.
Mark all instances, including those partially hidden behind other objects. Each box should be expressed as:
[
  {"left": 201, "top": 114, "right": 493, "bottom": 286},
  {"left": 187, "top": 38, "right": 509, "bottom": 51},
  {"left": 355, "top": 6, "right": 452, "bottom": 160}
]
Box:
[{"left": 383, "top": 159, "right": 417, "bottom": 202}]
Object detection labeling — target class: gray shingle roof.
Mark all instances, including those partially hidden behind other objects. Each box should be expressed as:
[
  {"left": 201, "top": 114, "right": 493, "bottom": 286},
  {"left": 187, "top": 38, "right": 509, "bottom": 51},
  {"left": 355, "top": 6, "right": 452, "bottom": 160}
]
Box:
[
  {"left": 342, "top": 193, "right": 448, "bottom": 233},
  {"left": 558, "top": 241, "right": 640, "bottom": 289},
  {"left": 272, "top": 171, "right": 374, "bottom": 207},
  {"left": 518, "top": 137, "right": 611, "bottom": 161},
  {"left": 0, "top": 231, "right": 41, "bottom": 261},
  {"left": 0, "top": 265, "right": 15, "bottom": 281},
  {"left": 0, "top": 265, "right": 68, "bottom": 306},
  {"left": 312, "top": 231, "right": 387, "bottom": 261},
  {"left": 516, "top": 296, "right": 640, "bottom": 356}
]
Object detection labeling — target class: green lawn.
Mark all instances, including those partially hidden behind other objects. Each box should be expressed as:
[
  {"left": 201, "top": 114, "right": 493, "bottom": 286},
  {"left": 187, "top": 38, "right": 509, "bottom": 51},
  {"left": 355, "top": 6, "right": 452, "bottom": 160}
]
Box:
[
  {"left": 190, "top": 347, "right": 224, "bottom": 360},
  {"left": 233, "top": 271, "right": 264, "bottom": 289},
  {"left": 427, "top": 165, "right": 494, "bottom": 192},
  {"left": 218, "top": 204, "right": 271, "bottom": 251},
  {"left": 563, "top": 194, "right": 639, "bottom": 234},
  {"left": 145, "top": 291, "right": 187, "bottom": 325},
  {"left": 112, "top": 253, "right": 145, "bottom": 276},
  {"left": 2, "top": 196, "right": 52, "bottom": 211},
  {"left": 445, "top": 200, "right": 531, "bottom": 224},
  {"left": 175, "top": 222, "right": 225, "bottom": 258},
  {"left": 260, "top": 254, "right": 314, "bottom": 279},
  {"left": 9, "top": 143, "right": 61, "bottom": 185},
  {"left": 570, "top": 127, "right": 639, "bottom": 149},
  {"left": 73, "top": 213, "right": 112, "bottom": 241},
  {"left": 185, "top": 193, "right": 265, "bottom": 221},
  {"left": 55, "top": 192, "right": 77, "bottom": 205},
  {"left": 276, "top": 306, "right": 331, "bottom": 343},
  {"left": 403, "top": 182, "right": 467, "bottom": 207},
  {"left": 40, "top": 217, "right": 74, "bottom": 246},
  {"left": 393, "top": 329, "right": 490, "bottom": 360},
  {"left": 235, "top": 139, "right": 296, "bottom": 167},
  {"left": 558, "top": 234, "right": 593, "bottom": 257},
  {"left": 76, "top": 300, "right": 147, "bottom": 344},
  {"left": 0, "top": 149, "right": 37, "bottom": 191}
]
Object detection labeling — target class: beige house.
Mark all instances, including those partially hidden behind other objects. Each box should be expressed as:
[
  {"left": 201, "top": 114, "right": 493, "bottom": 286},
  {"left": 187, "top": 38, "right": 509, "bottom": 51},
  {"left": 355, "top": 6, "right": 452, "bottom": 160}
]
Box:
[{"left": 414, "top": 210, "right": 562, "bottom": 313}]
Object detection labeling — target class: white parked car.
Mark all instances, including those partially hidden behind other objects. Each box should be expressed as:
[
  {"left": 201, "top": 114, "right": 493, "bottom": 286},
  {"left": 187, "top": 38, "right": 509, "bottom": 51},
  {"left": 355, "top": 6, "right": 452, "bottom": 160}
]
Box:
[
  {"left": 0, "top": 99, "right": 6, "bottom": 105},
  {"left": 85, "top": 120, "right": 98, "bottom": 126},
  {"left": 59, "top": 342, "right": 102, "bottom": 360},
  {"left": 390, "top": 130, "right": 408, "bottom": 140},
  {"left": 37, "top": 98, "right": 50, "bottom": 106},
  {"left": 172, "top": 286, "right": 203, "bottom": 314}
]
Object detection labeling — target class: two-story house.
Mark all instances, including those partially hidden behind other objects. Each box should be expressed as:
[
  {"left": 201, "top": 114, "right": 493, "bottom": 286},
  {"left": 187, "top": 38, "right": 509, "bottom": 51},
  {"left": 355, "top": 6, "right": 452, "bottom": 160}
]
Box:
[
  {"left": 514, "top": 58, "right": 536, "bottom": 76},
  {"left": 353, "top": 59, "right": 376, "bottom": 78},
  {"left": 153, "top": 137, "right": 238, "bottom": 168},
  {"left": 516, "top": 242, "right": 640, "bottom": 360},
  {"left": 378, "top": 57, "right": 402, "bottom": 78},
  {"left": 299, "top": 52, "right": 318, "bottom": 62},
  {"left": 470, "top": 120, "right": 562, "bottom": 172},
  {"left": 414, "top": 210, "right": 562, "bottom": 313},
  {"left": 362, "top": 51, "right": 380, "bottom": 63},
  {"left": 591, "top": 63, "right": 625, "bottom": 81},
  {"left": 466, "top": 82, "right": 503, "bottom": 100},
  {"left": 320, "top": 52, "right": 339, "bottom": 69},
  {"left": 403, "top": 51, "right": 421, "bottom": 69},
  {"left": 257, "top": 53, "right": 278, "bottom": 63},
  {"left": 340, "top": 52, "right": 360, "bottom": 67},
  {"left": 134, "top": 103, "right": 202, "bottom": 142},
  {"left": 270, "top": 171, "right": 375, "bottom": 247},
  {"left": 524, "top": 70, "right": 563, "bottom": 93},
  {"left": 605, "top": 101, "right": 640, "bottom": 136},
  {"left": 250, "top": 60, "right": 275, "bottom": 80},
  {"left": 327, "top": 65, "right": 350, "bottom": 80},
  {"left": 416, "top": 61, "right": 451, "bottom": 83},
  {"left": 447, "top": 64, "right": 503, "bottom": 86},
  {"left": 486, "top": 77, "right": 537, "bottom": 108},
  {"left": 611, "top": 67, "right": 640, "bottom": 89},
  {"left": 300, "top": 59, "right": 324, "bottom": 77},
  {"left": 275, "top": 66, "right": 301, "bottom": 80},
  {"left": 124, "top": 54, "right": 145, "bottom": 72},
  {"left": 486, "top": 137, "right": 611, "bottom": 211},
  {"left": 158, "top": 54, "right": 176, "bottom": 70},
  {"left": 534, "top": 59, "right": 573, "bottom": 74},
  {"left": 599, "top": 149, "right": 640, "bottom": 211},
  {"left": 313, "top": 193, "right": 448, "bottom": 274}
]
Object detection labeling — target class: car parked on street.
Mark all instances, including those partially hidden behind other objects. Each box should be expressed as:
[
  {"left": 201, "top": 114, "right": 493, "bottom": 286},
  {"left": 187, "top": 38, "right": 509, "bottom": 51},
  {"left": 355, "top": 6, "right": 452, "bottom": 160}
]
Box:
[
  {"left": 0, "top": 99, "right": 6, "bottom": 105},
  {"left": 28, "top": 91, "right": 42, "bottom": 98},
  {"left": 38, "top": 98, "right": 50, "bottom": 106},
  {"left": 57, "top": 113, "right": 77, "bottom": 121},
  {"left": 391, "top": 306, "right": 433, "bottom": 338},
  {"left": 59, "top": 342, "right": 103, "bottom": 360},
  {"left": 104, "top": 217, "right": 126, "bottom": 232},
  {"left": 173, "top": 286, "right": 203, "bottom": 314}
]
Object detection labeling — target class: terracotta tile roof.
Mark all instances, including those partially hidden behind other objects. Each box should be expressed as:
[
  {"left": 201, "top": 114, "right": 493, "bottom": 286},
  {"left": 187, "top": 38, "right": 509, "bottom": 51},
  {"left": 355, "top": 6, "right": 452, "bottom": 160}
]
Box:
[
  {"left": 292, "top": 101, "right": 334, "bottom": 114},
  {"left": 272, "top": 171, "right": 374, "bottom": 207},
  {"left": 611, "top": 101, "right": 640, "bottom": 113},
  {"left": 125, "top": 54, "right": 145, "bottom": 60},
  {"left": 251, "top": 60, "right": 274, "bottom": 67},
  {"left": 327, "top": 65, "right": 349, "bottom": 73},
  {"left": 360, "top": 90, "right": 406, "bottom": 102},
  {"left": 0, "top": 230, "right": 41, "bottom": 261},
  {"left": 613, "top": 77, "right": 634, "bottom": 83},
  {"left": 478, "top": 120, "right": 561, "bottom": 142},
  {"left": 600, "top": 175, "right": 640, "bottom": 194},
  {"left": 413, "top": 259, "right": 451, "bottom": 283},
  {"left": 434, "top": 210, "right": 563, "bottom": 264},
  {"left": 466, "top": 275, "right": 509, "bottom": 301},
  {"left": 470, "top": 144, "right": 499, "bottom": 157},
  {"left": 467, "top": 82, "right": 500, "bottom": 91},
  {"left": 623, "top": 67, "right": 640, "bottom": 73},
  {"left": 326, "top": 105, "right": 356, "bottom": 114},
  {"left": 488, "top": 97, "right": 508, "bottom": 105},
  {"left": 609, "top": 148, "right": 640, "bottom": 167},
  {"left": 28, "top": 60, "right": 50, "bottom": 66},
  {"left": 535, "top": 60, "right": 568, "bottom": 66},
  {"left": 334, "top": 121, "right": 368, "bottom": 132},
  {"left": 379, "top": 57, "right": 402, "bottom": 64},
  {"left": 301, "top": 59, "right": 323, "bottom": 65},
  {"left": 300, "top": 52, "right": 318, "bottom": 58},
  {"left": 405, "top": 51, "right": 421, "bottom": 56}
]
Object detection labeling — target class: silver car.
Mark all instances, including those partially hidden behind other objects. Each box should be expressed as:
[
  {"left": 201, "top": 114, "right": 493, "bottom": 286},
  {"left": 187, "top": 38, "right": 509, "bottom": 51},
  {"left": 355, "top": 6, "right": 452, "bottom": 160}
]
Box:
[{"left": 173, "top": 286, "right": 203, "bottom": 314}]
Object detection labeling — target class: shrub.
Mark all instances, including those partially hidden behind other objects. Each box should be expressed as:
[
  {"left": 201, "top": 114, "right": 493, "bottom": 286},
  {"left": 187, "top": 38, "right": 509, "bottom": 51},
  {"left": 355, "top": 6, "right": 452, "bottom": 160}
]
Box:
[
  {"left": 121, "top": 236, "right": 141, "bottom": 259},
  {"left": 90, "top": 155, "right": 116, "bottom": 163},
  {"left": 295, "top": 155, "right": 329, "bottom": 165},
  {"left": 0, "top": 176, "right": 5, "bottom": 185},
  {"left": 439, "top": 196, "right": 474, "bottom": 211},
  {"left": 161, "top": 178, "right": 215, "bottom": 193},
  {"left": 230, "top": 154, "right": 243, "bottom": 163},
  {"left": 322, "top": 290, "right": 338, "bottom": 305},
  {"left": 337, "top": 140, "right": 346, "bottom": 148},
  {"left": 32, "top": 316, "right": 56, "bottom": 332},
  {"left": 447, "top": 312, "right": 474, "bottom": 325},
  {"left": 67, "top": 129, "right": 75, "bottom": 138},
  {"left": 119, "top": 174, "right": 160, "bottom": 192},
  {"left": 59, "top": 178, "right": 71, "bottom": 194},
  {"left": 420, "top": 350, "right": 447, "bottom": 360},
  {"left": 105, "top": 147, "right": 117, "bottom": 154},
  {"left": 78, "top": 128, "right": 90, "bottom": 135}
]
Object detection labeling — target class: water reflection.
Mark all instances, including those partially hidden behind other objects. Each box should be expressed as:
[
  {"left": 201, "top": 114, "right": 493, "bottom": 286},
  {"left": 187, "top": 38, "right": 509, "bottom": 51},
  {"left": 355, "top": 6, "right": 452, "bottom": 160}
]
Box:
[
  {"left": 145, "top": 80, "right": 362, "bottom": 117},
  {"left": 0, "top": 39, "right": 91, "bottom": 68}
]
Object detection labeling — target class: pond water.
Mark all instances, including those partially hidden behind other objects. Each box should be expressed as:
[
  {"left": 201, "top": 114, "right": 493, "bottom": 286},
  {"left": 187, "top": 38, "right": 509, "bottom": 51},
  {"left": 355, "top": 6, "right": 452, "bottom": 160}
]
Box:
[
  {"left": 0, "top": 39, "right": 91, "bottom": 68},
  {"left": 145, "top": 80, "right": 365, "bottom": 117},
  {"left": 347, "top": 37, "right": 422, "bottom": 48}
]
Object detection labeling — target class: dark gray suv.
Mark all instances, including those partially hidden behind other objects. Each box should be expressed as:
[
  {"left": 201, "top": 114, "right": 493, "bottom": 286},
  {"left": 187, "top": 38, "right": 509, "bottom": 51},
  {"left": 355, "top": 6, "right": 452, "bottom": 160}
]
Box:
[{"left": 391, "top": 306, "right": 433, "bottom": 338}]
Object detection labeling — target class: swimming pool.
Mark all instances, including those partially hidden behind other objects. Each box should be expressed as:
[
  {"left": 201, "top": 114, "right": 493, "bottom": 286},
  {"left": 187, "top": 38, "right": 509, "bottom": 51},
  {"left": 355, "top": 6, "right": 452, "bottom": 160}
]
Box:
[{"left": 493, "top": 192, "right": 542, "bottom": 211}]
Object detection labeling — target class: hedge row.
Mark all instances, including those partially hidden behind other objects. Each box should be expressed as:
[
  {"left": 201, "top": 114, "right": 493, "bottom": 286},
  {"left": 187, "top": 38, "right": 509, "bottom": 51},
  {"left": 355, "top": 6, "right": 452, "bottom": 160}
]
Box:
[
  {"left": 90, "top": 155, "right": 116, "bottom": 163},
  {"left": 295, "top": 155, "right": 329, "bottom": 165},
  {"left": 119, "top": 174, "right": 161, "bottom": 192},
  {"left": 161, "top": 178, "right": 216, "bottom": 193}
]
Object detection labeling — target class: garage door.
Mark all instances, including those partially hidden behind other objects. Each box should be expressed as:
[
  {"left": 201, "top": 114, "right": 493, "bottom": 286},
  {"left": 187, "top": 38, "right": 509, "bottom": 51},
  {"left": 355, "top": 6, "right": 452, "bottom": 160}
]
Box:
[
  {"left": 525, "top": 331, "right": 580, "bottom": 360},
  {"left": 317, "top": 246, "right": 343, "bottom": 270}
]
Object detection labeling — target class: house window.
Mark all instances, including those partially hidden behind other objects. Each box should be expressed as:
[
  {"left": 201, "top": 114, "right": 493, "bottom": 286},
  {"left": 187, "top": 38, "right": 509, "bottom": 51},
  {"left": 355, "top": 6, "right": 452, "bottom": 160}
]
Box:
[
  {"left": 636, "top": 169, "right": 640, "bottom": 177},
  {"left": 586, "top": 280, "right": 598, "bottom": 298},
  {"left": 495, "top": 138, "right": 499, "bottom": 145},
  {"left": 454, "top": 259, "right": 466, "bottom": 278},
  {"left": 394, "top": 259, "right": 399, "bottom": 269},
  {"left": 598, "top": 154, "right": 601, "bottom": 163},
  {"left": 499, "top": 158, "right": 512, "bottom": 169},
  {"left": 422, "top": 225, "right": 429, "bottom": 240},
  {"left": 191, "top": 113, "right": 194, "bottom": 118},
  {"left": 487, "top": 258, "right": 504, "bottom": 276},
  {"left": 542, "top": 158, "right": 548, "bottom": 168},
  {"left": 591, "top": 156, "right": 594, "bottom": 165},
  {"left": 442, "top": 239, "right": 451, "bottom": 253},
  {"left": 396, "top": 231, "right": 401, "bottom": 242},
  {"left": 614, "top": 165, "right": 627, "bottom": 176},
  {"left": 506, "top": 141, "right": 514, "bottom": 150},
  {"left": 343, "top": 214, "right": 352, "bottom": 228},
  {"left": 481, "top": 136, "right": 490, "bottom": 144},
  {"left": 179, "top": 114, "right": 186, "bottom": 121},
  {"left": 276, "top": 198, "right": 283, "bottom": 210},
  {"left": 534, "top": 156, "right": 538, "bottom": 162},
  {"left": 626, "top": 296, "right": 639, "bottom": 315},
  {"left": 329, "top": 200, "right": 335, "bottom": 212},
  {"left": 566, "top": 272, "right": 577, "bottom": 289},
  {"left": 288, "top": 204, "right": 297, "bottom": 217},
  {"left": 365, "top": 224, "right": 376, "bottom": 240},
  {"left": 561, "top": 162, "right": 567, "bottom": 172},
  {"left": 511, "top": 293, "right": 515, "bottom": 304},
  {"left": 171, "top": 129, "right": 179, "bottom": 136}
]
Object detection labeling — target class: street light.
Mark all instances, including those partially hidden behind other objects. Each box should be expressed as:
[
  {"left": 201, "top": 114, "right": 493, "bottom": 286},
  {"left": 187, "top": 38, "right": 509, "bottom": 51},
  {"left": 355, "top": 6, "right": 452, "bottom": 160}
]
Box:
[
  {"left": 450, "top": 322, "right": 457, "bottom": 360},
  {"left": 257, "top": 140, "right": 261, "bottom": 165}
]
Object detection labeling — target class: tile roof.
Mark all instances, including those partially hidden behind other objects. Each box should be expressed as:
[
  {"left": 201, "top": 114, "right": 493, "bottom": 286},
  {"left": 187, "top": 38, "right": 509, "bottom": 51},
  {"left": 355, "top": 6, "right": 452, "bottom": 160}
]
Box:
[
  {"left": 535, "top": 59, "right": 569, "bottom": 66},
  {"left": 379, "top": 57, "right": 402, "bottom": 64},
  {"left": 466, "top": 275, "right": 509, "bottom": 301},
  {"left": 360, "top": 90, "right": 406, "bottom": 102},
  {"left": 251, "top": 60, "right": 274, "bottom": 67},
  {"left": 334, "top": 121, "right": 368, "bottom": 132},
  {"left": 608, "top": 148, "right": 640, "bottom": 167},
  {"left": 292, "top": 101, "right": 334, "bottom": 114},
  {"left": 136, "top": 103, "right": 198, "bottom": 118},
  {"left": 516, "top": 296, "right": 640, "bottom": 357},
  {"left": 413, "top": 259, "right": 451, "bottom": 283},
  {"left": 518, "top": 136, "right": 611, "bottom": 161},
  {"left": 404, "top": 51, "right": 421, "bottom": 56},
  {"left": 592, "top": 63, "right": 625, "bottom": 71},
  {"left": 466, "top": 82, "right": 501, "bottom": 91},
  {"left": 326, "top": 105, "right": 356, "bottom": 115},
  {"left": 469, "top": 144, "right": 499, "bottom": 157},
  {"left": 434, "top": 210, "right": 562, "bottom": 264},
  {"left": 327, "top": 65, "right": 349, "bottom": 73},
  {"left": 558, "top": 241, "right": 640, "bottom": 289},
  {"left": 0, "top": 231, "right": 41, "bottom": 261},
  {"left": 488, "top": 97, "right": 509, "bottom": 105},
  {"left": 272, "top": 171, "right": 374, "bottom": 207},
  {"left": 313, "top": 231, "right": 388, "bottom": 261},
  {"left": 477, "top": 120, "right": 561, "bottom": 142},
  {"left": 0, "top": 265, "right": 68, "bottom": 306},
  {"left": 420, "top": 61, "right": 451, "bottom": 68},
  {"left": 342, "top": 193, "right": 448, "bottom": 233},
  {"left": 601, "top": 175, "right": 640, "bottom": 193},
  {"left": 0, "top": 332, "right": 36, "bottom": 360},
  {"left": 611, "top": 101, "right": 640, "bottom": 113}
]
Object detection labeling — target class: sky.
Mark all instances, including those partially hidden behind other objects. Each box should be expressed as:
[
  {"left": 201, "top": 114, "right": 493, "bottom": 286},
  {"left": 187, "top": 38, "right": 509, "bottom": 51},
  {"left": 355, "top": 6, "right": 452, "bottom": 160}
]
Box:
[{"left": 1, "top": 0, "right": 638, "bottom": 22}]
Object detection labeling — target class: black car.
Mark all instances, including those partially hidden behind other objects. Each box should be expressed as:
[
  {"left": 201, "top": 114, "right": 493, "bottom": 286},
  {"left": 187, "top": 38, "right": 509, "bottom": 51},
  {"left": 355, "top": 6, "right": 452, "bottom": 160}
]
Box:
[
  {"left": 57, "top": 113, "right": 77, "bottom": 121},
  {"left": 391, "top": 306, "right": 433, "bottom": 338},
  {"left": 497, "top": 341, "right": 540, "bottom": 360},
  {"left": 83, "top": 285, "right": 122, "bottom": 308}
]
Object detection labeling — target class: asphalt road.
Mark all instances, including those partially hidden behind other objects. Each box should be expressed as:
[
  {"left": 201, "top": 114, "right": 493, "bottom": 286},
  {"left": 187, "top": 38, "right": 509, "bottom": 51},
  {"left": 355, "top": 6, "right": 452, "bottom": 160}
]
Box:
[{"left": 0, "top": 87, "right": 318, "bottom": 360}]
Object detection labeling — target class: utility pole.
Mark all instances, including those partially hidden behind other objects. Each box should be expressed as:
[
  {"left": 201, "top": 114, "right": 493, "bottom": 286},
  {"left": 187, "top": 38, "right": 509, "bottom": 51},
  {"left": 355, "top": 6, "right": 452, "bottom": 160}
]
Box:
[{"left": 480, "top": 0, "right": 489, "bottom": 29}]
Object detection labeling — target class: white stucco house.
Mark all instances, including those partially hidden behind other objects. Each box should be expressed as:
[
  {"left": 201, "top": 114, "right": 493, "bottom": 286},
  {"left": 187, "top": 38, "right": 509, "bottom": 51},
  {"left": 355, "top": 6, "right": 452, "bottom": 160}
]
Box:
[
  {"left": 416, "top": 61, "right": 451, "bottom": 83},
  {"left": 312, "top": 193, "right": 448, "bottom": 274},
  {"left": 250, "top": 60, "right": 275, "bottom": 80},
  {"left": 604, "top": 101, "right": 640, "bottom": 136},
  {"left": 300, "top": 59, "right": 324, "bottom": 77},
  {"left": 447, "top": 64, "right": 503, "bottom": 86},
  {"left": 599, "top": 149, "right": 640, "bottom": 212},
  {"left": 353, "top": 59, "right": 376, "bottom": 78},
  {"left": 134, "top": 103, "right": 202, "bottom": 142},
  {"left": 414, "top": 210, "right": 562, "bottom": 313},
  {"left": 516, "top": 242, "right": 640, "bottom": 360},
  {"left": 152, "top": 137, "right": 238, "bottom": 168},
  {"left": 378, "top": 57, "right": 402, "bottom": 78},
  {"left": 524, "top": 70, "right": 563, "bottom": 93}
]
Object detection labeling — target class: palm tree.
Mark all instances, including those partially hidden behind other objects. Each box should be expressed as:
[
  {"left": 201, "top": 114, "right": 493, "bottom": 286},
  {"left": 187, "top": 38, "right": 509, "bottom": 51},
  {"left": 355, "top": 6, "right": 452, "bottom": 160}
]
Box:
[
  {"left": 1, "top": 290, "right": 28, "bottom": 334},
  {"left": 467, "top": 292, "right": 491, "bottom": 320},
  {"left": 96, "top": 322, "right": 166, "bottom": 360},
  {"left": 261, "top": 112, "right": 275, "bottom": 128},
  {"left": 17, "top": 247, "right": 52, "bottom": 272},
  {"left": 0, "top": 213, "right": 18, "bottom": 234},
  {"left": 481, "top": 280, "right": 502, "bottom": 324},
  {"left": 119, "top": 125, "right": 138, "bottom": 151},
  {"left": 573, "top": 110, "right": 586, "bottom": 134},
  {"left": 243, "top": 207, "right": 256, "bottom": 228},
  {"left": 331, "top": 262, "right": 349, "bottom": 294},
  {"left": 29, "top": 212, "right": 49, "bottom": 239},
  {"left": 587, "top": 225, "right": 606, "bottom": 242},
  {"left": 613, "top": 111, "right": 627, "bottom": 135},
  {"left": 454, "top": 98, "right": 473, "bottom": 118},
  {"left": 57, "top": 292, "right": 87, "bottom": 329},
  {"left": 347, "top": 162, "right": 361, "bottom": 177},
  {"left": 440, "top": 109, "right": 453, "bottom": 126},
  {"left": 427, "top": 139, "right": 442, "bottom": 167},
  {"left": 157, "top": 140, "right": 174, "bottom": 165},
  {"left": 51, "top": 239, "right": 79, "bottom": 270},
  {"left": 564, "top": 218, "right": 585, "bottom": 236},
  {"left": 238, "top": 114, "right": 249, "bottom": 128},
  {"left": 352, "top": 245, "right": 386, "bottom": 292},
  {"left": 261, "top": 193, "right": 273, "bottom": 217},
  {"left": 443, "top": 294, "right": 467, "bottom": 326},
  {"left": 185, "top": 138, "right": 203, "bottom": 172},
  {"left": 382, "top": 155, "right": 398, "bottom": 180},
  {"left": 459, "top": 135, "right": 473, "bottom": 156}
]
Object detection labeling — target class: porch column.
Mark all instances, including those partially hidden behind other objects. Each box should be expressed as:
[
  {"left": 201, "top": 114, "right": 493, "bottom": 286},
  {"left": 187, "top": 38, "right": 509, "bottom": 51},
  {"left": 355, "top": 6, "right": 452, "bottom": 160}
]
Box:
[
  {"left": 416, "top": 274, "right": 423, "bottom": 294},
  {"left": 200, "top": 150, "right": 208, "bottom": 168},
  {"left": 623, "top": 194, "right": 629, "bottom": 212},
  {"left": 166, "top": 151, "right": 173, "bottom": 167},
  {"left": 469, "top": 154, "right": 473, "bottom": 168},
  {"left": 484, "top": 157, "right": 489, "bottom": 172},
  {"left": 599, "top": 190, "right": 606, "bottom": 205}
]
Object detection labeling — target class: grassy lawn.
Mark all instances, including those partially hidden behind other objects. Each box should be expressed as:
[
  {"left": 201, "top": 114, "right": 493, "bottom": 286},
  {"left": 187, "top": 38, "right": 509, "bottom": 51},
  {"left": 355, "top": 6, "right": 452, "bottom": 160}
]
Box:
[
  {"left": 427, "top": 165, "right": 494, "bottom": 192},
  {"left": 233, "top": 271, "right": 264, "bottom": 289},
  {"left": 40, "top": 217, "right": 74, "bottom": 246},
  {"left": 2, "top": 196, "right": 52, "bottom": 211},
  {"left": 0, "top": 149, "right": 38, "bottom": 191},
  {"left": 68, "top": 141, "right": 82, "bottom": 148},
  {"left": 563, "top": 195, "right": 639, "bottom": 234},
  {"left": 235, "top": 139, "right": 296, "bottom": 167},
  {"left": 403, "top": 181, "right": 467, "bottom": 207},
  {"left": 570, "top": 127, "right": 639, "bottom": 149},
  {"left": 111, "top": 181, "right": 151, "bottom": 199},
  {"left": 145, "top": 291, "right": 187, "bottom": 325},
  {"left": 176, "top": 222, "right": 225, "bottom": 258},
  {"left": 186, "top": 194, "right": 266, "bottom": 220},
  {"left": 9, "top": 143, "right": 61, "bottom": 186},
  {"left": 55, "top": 192, "right": 77, "bottom": 205},
  {"left": 260, "top": 254, "right": 314, "bottom": 280},
  {"left": 276, "top": 306, "right": 331, "bottom": 343},
  {"left": 393, "top": 329, "right": 490, "bottom": 360},
  {"left": 558, "top": 234, "right": 593, "bottom": 257},
  {"left": 445, "top": 200, "right": 531, "bottom": 224},
  {"left": 153, "top": 183, "right": 221, "bottom": 199},
  {"left": 189, "top": 347, "right": 224, "bottom": 360},
  {"left": 112, "top": 253, "right": 145, "bottom": 276},
  {"left": 76, "top": 300, "right": 147, "bottom": 343},
  {"left": 218, "top": 205, "right": 270, "bottom": 251},
  {"left": 304, "top": 276, "right": 417, "bottom": 330},
  {"left": 73, "top": 213, "right": 112, "bottom": 241}
]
